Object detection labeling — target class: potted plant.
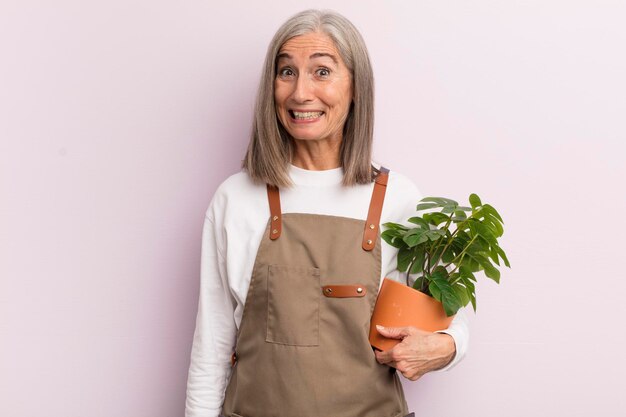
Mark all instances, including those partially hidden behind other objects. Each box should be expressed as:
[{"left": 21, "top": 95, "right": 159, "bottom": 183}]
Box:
[{"left": 369, "top": 193, "right": 510, "bottom": 351}]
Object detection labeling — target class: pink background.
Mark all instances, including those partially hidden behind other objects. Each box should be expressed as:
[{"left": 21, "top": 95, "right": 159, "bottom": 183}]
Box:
[{"left": 1, "top": 1, "right": 625, "bottom": 416}]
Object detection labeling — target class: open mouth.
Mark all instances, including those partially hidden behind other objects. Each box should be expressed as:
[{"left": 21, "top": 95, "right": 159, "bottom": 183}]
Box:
[{"left": 289, "top": 110, "right": 325, "bottom": 120}]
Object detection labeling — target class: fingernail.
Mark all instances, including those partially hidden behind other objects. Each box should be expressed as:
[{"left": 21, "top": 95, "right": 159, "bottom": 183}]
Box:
[{"left": 376, "top": 325, "right": 384, "bottom": 330}]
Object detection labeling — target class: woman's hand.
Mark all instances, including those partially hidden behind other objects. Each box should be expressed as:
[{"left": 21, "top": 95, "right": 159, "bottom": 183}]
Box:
[{"left": 374, "top": 325, "right": 456, "bottom": 381}]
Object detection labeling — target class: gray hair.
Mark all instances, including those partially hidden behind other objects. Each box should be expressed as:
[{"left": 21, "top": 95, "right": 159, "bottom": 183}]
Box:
[{"left": 241, "top": 9, "right": 379, "bottom": 188}]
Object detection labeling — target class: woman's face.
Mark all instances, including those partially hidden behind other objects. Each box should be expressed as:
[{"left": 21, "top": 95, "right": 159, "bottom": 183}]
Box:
[{"left": 274, "top": 32, "right": 353, "bottom": 144}]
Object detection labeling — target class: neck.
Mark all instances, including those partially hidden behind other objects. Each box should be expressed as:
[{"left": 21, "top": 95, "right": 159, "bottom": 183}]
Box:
[{"left": 291, "top": 137, "right": 341, "bottom": 170}]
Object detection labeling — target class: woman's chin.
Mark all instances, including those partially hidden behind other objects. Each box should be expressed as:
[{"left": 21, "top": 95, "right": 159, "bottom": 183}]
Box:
[{"left": 288, "top": 131, "right": 326, "bottom": 141}]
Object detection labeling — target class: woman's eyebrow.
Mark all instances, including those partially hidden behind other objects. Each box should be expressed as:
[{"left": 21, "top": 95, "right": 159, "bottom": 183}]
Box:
[
  {"left": 309, "top": 52, "right": 338, "bottom": 64},
  {"left": 277, "top": 52, "right": 338, "bottom": 64}
]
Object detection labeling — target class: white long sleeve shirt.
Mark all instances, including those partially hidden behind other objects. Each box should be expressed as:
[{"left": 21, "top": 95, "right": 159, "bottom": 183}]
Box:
[{"left": 185, "top": 162, "right": 470, "bottom": 417}]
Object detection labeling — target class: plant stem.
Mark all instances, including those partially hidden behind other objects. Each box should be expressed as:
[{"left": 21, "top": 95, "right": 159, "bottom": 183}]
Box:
[
  {"left": 405, "top": 257, "right": 415, "bottom": 286},
  {"left": 430, "top": 210, "right": 478, "bottom": 272},
  {"left": 430, "top": 226, "right": 459, "bottom": 271},
  {"left": 449, "top": 253, "right": 465, "bottom": 276},
  {"left": 429, "top": 214, "right": 452, "bottom": 268},
  {"left": 444, "top": 235, "right": 478, "bottom": 270}
]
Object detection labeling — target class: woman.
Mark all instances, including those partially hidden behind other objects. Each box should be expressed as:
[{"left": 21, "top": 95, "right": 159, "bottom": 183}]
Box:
[{"left": 185, "top": 9, "right": 469, "bottom": 417}]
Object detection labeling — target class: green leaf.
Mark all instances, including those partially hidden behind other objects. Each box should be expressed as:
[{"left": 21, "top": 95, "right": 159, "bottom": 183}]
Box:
[
  {"left": 423, "top": 212, "right": 450, "bottom": 226},
  {"left": 454, "top": 232, "right": 468, "bottom": 245},
  {"left": 412, "top": 276, "right": 427, "bottom": 291},
  {"left": 464, "top": 289, "right": 476, "bottom": 312},
  {"left": 452, "top": 284, "right": 470, "bottom": 307},
  {"left": 421, "top": 197, "right": 458, "bottom": 206},
  {"left": 441, "top": 247, "right": 456, "bottom": 263},
  {"left": 429, "top": 282, "right": 461, "bottom": 316},
  {"left": 452, "top": 210, "right": 467, "bottom": 221},
  {"left": 409, "top": 251, "right": 425, "bottom": 274},
  {"left": 429, "top": 279, "right": 441, "bottom": 301},
  {"left": 463, "top": 251, "right": 490, "bottom": 274},
  {"left": 397, "top": 246, "right": 413, "bottom": 272},
  {"left": 458, "top": 271, "right": 477, "bottom": 312},
  {"left": 485, "top": 216, "right": 504, "bottom": 237},
  {"left": 470, "top": 220, "right": 496, "bottom": 241},
  {"left": 483, "top": 262, "right": 501, "bottom": 283},
  {"left": 381, "top": 229, "right": 405, "bottom": 248},
  {"left": 482, "top": 203, "right": 504, "bottom": 223},
  {"left": 473, "top": 208, "right": 503, "bottom": 237},
  {"left": 467, "top": 251, "right": 491, "bottom": 267},
  {"left": 459, "top": 266, "right": 477, "bottom": 282},
  {"left": 425, "top": 229, "right": 445, "bottom": 241},
  {"left": 494, "top": 244, "right": 511, "bottom": 267},
  {"left": 489, "top": 246, "right": 500, "bottom": 266},
  {"left": 407, "top": 217, "right": 430, "bottom": 229},
  {"left": 464, "top": 256, "right": 482, "bottom": 273},
  {"left": 431, "top": 244, "right": 446, "bottom": 264},
  {"left": 460, "top": 279, "right": 475, "bottom": 299},
  {"left": 415, "top": 203, "right": 439, "bottom": 211},
  {"left": 469, "top": 193, "right": 482, "bottom": 209},
  {"left": 428, "top": 266, "right": 462, "bottom": 316},
  {"left": 382, "top": 222, "right": 409, "bottom": 231},
  {"left": 403, "top": 229, "right": 429, "bottom": 247}
]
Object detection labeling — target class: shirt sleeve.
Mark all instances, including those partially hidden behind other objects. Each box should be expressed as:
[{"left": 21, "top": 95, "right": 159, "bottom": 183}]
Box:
[
  {"left": 433, "top": 306, "right": 470, "bottom": 372},
  {"left": 185, "top": 214, "right": 237, "bottom": 417}
]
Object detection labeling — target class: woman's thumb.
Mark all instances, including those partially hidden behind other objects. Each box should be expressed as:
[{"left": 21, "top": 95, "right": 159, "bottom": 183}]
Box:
[{"left": 375, "top": 325, "right": 406, "bottom": 339}]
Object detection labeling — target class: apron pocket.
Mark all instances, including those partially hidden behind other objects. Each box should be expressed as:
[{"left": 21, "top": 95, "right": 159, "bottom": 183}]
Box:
[{"left": 266, "top": 264, "right": 320, "bottom": 346}]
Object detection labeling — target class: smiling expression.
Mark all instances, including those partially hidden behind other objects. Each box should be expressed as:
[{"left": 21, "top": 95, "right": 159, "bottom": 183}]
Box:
[{"left": 274, "top": 32, "right": 353, "bottom": 144}]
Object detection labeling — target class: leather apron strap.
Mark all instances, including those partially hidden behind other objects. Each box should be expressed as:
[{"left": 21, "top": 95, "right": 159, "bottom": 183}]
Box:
[
  {"left": 265, "top": 166, "right": 390, "bottom": 250},
  {"left": 362, "top": 166, "right": 389, "bottom": 251},
  {"left": 266, "top": 185, "right": 282, "bottom": 240}
]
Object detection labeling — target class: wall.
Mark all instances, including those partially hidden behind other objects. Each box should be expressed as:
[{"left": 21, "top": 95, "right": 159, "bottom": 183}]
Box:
[{"left": 1, "top": 1, "right": 624, "bottom": 416}]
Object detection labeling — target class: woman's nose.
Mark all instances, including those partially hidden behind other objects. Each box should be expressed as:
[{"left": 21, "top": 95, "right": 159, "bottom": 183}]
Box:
[{"left": 291, "top": 74, "right": 315, "bottom": 103}]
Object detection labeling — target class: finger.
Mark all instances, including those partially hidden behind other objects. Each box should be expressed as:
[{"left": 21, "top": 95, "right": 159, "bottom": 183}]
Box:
[
  {"left": 378, "top": 356, "right": 397, "bottom": 369},
  {"left": 404, "top": 371, "right": 422, "bottom": 381},
  {"left": 375, "top": 349, "right": 392, "bottom": 364},
  {"left": 376, "top": 325, "right": 415, "bottom": 339}
]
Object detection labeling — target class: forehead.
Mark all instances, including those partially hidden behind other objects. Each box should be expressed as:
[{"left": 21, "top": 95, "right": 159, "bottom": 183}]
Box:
[{"left": 277, "top": 32, "right": 340, "bottom": 58}]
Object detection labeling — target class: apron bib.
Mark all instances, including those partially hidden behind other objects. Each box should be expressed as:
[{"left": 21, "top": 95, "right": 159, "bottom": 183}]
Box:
[{"left": 221, "top": 167, "right": 411, "bottom": 417}]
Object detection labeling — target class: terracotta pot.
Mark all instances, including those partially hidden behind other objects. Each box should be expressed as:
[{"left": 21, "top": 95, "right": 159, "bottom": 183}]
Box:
[{"left": 369, "top": 277, "right": 456, "bottom": 351}]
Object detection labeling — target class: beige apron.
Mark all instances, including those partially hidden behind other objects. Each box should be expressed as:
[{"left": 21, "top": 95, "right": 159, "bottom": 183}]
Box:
[{"left": 221, "top": 167, "right": 412, "bottom": 417}]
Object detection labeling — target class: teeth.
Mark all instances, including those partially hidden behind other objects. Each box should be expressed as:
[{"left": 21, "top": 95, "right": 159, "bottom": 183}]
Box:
[{"left": 292, "top": 111, "right": 323, "bottom": 119}]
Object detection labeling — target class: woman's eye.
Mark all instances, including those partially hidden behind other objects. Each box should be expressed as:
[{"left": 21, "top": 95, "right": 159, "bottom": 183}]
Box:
[
  {"left": 317, "top": 68, "right": 331, "bottom": 77},
  {"left": 278, "top": 68, "right": 294, "bottom": 77}
]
